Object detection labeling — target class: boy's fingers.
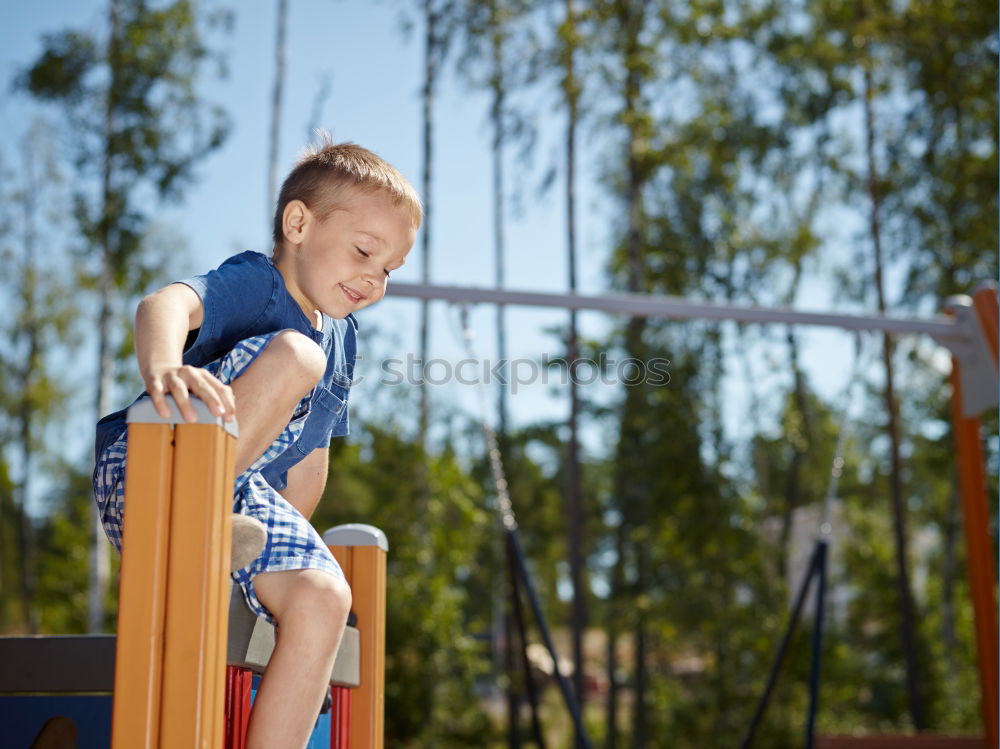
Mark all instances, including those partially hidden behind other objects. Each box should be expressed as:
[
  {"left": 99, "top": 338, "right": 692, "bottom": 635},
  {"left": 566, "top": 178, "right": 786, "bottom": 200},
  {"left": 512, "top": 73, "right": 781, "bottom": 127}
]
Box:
[
  {"left": 219, "top": 382, "right": 236, "bottom": 419},
  {"left": 204, "top": 376, "right": 229, "bottom": 417},
  {"left": 197, "top": 378, "right": 226, "bottom": 418},
  {"left": 190, "top": 372, "right": 225, "bottom": 418},
  {"left": 148, "top": 382, "right": 171, "bottom": 419},
  {"left": 165, "top": 375, "right": 197, "bottom": 422},
  {"left": 218, "top": 382, "right": 236, "bottom": 421},
  {"left": 200, "top": 373, "right": 235, "bottom": 421}
]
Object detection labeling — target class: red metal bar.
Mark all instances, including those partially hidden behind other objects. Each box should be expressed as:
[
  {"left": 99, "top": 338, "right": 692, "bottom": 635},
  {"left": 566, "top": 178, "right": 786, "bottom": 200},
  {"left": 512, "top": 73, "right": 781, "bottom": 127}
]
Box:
[
  {"left": 237, "top": 670, "right": 252, "bottom": 747},
  {"left": 331, "top": 686, "right": 351, "bottom": 749},
  {"left": 224, "top": 666, "right": 252, "bottom": 749},
  {"left": 225, "top": 666, "right": 235, "bottom": 749}
]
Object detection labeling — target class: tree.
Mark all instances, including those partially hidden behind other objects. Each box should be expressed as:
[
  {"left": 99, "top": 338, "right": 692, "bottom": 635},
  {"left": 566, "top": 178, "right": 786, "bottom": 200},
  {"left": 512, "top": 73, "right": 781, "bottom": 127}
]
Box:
[
  {"left": 417, "top": 0, "right": 454, "bottom": 446},
  {"left": 21, "top": 0, "right": 230, "bottom": 631},
  {"left": 859, "top": 16, "right": 926, "bottom": 726},
  {"left": 316, "top": 419, "right": 498, "bottom": 747},
  {"left": 0, "top": 125, "right": 77, "bottom": 634},
  {"left": 267, "top": 0, "right": 289, "bottom": 216},
  {"left": 591, "top": 0, "right": 840, "bottom": 742},
  {"left": 0, "top": 459, "right": 24, "bottom": 633},
  {"left": 759, "top": 0, "right": 998, "bottom": 727},
  {"left": 556, "top": 0, "right": 589, "bottom": 730},
  {"left": 592, "top": 0, "right": 659, "bottom": 739},
  {"left": 892, "top": 0, "right": 998, "bottom": 302}
]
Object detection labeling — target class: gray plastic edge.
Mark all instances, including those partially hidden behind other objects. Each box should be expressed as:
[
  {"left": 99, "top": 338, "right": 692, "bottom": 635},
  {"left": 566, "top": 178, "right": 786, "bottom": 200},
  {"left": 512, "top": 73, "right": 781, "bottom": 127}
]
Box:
[
  {"left": 127, "top": 394, "right": 238, "bottom": 438},
  {"left": 226, "top": 586, "right": 359, "bottom": 687},
  {"left": 322, "top": 523, "right": 389, "bottom": 552}
]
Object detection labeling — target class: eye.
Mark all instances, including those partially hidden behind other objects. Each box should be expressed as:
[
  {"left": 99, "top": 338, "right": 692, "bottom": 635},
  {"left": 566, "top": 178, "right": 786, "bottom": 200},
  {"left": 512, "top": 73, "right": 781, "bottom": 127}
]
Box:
[{"left": 355, "top": 246, "right": 370, "bottom": 258}]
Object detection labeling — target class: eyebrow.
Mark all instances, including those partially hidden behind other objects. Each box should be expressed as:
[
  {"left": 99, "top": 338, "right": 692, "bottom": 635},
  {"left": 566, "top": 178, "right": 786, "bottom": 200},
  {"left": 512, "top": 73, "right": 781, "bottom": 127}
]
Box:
[{"left": 357, "top": 231, "right": 386, "bottom": 248}]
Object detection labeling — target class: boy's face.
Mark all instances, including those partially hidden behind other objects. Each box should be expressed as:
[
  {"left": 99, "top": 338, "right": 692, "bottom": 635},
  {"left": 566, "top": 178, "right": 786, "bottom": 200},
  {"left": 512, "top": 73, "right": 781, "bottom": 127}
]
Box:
[{"left": 277, "top": 189, "right": 416, "bottom": 322}]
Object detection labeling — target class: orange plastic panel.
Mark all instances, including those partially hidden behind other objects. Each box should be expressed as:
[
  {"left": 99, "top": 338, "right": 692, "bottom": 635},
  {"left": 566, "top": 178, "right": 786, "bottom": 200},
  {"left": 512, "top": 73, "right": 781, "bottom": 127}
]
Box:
[
  {"left": 352, "top": 545, "right": 387, "bottom": 749},
  {"left": 112, "top": 423, "right": 175, "bottom": 749},
  {"left": 159, "top": 423, "right": 234, "bottom": 749},
  {"left": 328, "top": 543, "right": 386, "bottom": 749},
  {"left": 329, "top": 545, "right": 353, "bottom": 583}
]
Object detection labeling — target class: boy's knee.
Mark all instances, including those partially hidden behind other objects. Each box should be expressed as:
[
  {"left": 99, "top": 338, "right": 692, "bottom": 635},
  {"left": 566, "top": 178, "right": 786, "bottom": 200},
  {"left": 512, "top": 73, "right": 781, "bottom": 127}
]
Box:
[
  {"left": 274, "top": 571, "right": 351, "bottom": 627},
  {"left": 266, "top": 330, "right": 326, "bottom": 386},
  {"left": 323, "top": 576, "right": 352, "bottom": 621}
]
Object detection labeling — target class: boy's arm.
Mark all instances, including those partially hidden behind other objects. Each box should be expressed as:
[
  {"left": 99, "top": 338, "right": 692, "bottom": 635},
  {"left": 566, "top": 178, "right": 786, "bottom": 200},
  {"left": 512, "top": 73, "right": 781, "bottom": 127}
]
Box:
[
  {"left": 135, "top": 283, "right": 236, "bottom": 423},
  {"left": 282, "top": 447, "right": 329, "bottom": 520}
]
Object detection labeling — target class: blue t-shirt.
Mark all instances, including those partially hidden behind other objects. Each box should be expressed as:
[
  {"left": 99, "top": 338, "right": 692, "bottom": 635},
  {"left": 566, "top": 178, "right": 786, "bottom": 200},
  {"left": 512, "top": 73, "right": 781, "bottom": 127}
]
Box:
[{"left": 95, "top": 251, "right": 358, "bottom": 491}]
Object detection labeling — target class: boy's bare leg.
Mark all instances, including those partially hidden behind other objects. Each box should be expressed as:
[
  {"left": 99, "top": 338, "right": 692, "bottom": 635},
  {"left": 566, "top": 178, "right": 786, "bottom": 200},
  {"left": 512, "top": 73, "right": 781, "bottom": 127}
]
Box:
[
  {"left": 171, "top": 330, "right": 325, "bottom": 569},
  {"left": 246, "top": 569, "right": 351, "bottom": 749},
  {"left": 226, "top": 330, "right": 327, "bottom": 476},
  {"left": 158, "top": 328, "right": 326, "bottom": 476}
]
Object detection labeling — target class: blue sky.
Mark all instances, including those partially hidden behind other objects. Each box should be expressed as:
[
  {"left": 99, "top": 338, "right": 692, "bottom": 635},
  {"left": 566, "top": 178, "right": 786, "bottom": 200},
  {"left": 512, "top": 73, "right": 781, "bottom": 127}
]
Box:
[
  {"left": 1, "top": 1, "right": 918, "bottom": 513},
  {"left": 1, "top": 1, "right": 618, "bottom": 486}
]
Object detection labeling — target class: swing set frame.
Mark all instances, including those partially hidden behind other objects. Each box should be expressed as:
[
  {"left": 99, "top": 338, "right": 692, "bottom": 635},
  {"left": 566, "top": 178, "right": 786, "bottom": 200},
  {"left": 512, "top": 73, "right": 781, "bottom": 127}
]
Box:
[{"left": 390, "top": 279, "right": 999, "bottom": 747}]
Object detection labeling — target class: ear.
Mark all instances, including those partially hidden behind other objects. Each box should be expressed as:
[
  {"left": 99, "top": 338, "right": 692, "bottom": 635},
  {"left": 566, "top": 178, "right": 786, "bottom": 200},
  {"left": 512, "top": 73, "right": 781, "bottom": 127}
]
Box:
[{"left": 282, "top": 200, "right": 310, "bottom": 246}]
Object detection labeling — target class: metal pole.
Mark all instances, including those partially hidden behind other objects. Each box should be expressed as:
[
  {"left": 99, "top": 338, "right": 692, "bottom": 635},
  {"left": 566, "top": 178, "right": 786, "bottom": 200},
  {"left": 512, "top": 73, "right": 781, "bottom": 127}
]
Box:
[
  {"left": 804, "top": 540, "right": 829, "bottom": 749},
  {"left": 508, "top": 529, "right": 593, "bottom": 749},
  {"left": 388, "top": 282, "right": 964, "bottom": 341},
  {"left": 508, "top": 534, "right": 547, "bottom": 749},
  {"left": 740, "top": 543, "right": 820, "bottom": 749}
]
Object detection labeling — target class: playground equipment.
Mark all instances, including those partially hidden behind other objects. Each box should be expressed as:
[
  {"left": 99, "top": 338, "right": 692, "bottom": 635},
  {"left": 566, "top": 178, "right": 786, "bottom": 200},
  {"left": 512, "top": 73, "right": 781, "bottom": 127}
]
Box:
[
  {"left": 0, "top": 280, "right": 993, "bottom": 746},
  {"left": 391, "top": 280, "right": 998, "bottom": 748},
  {"left": 741, "top": 286, "right": 998, "bottom": 749},
  {"left": 0, "top": 396, "right": 388, "bottom": 749}
]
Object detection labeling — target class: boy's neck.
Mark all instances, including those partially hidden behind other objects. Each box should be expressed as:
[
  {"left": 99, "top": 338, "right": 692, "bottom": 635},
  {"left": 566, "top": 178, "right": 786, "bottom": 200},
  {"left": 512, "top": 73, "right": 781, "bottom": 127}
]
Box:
[{"left": 271, "top": 245, "right": 323, "bottom": 330}]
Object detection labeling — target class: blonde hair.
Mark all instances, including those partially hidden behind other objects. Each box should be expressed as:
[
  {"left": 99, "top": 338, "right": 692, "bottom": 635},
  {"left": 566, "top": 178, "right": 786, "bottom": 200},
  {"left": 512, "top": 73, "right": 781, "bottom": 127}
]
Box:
[{"left": 272, "top": 137, "right": 423, "bottom": 246}]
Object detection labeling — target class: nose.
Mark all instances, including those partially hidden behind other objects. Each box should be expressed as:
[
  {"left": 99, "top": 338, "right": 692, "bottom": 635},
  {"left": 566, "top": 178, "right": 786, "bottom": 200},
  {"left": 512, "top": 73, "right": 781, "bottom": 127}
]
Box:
[{"left": 361, "top": 270, "right": 385, "bottom": 294}]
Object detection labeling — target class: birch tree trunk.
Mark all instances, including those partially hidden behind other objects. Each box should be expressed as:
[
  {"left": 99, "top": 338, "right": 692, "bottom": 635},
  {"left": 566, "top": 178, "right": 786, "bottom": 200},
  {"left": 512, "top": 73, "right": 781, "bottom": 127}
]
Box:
[
  {"left": 89, "top": 0, "right": 123, "bottom": 634},
  {"left": 561, "top": 0, "right": 587, "bottom": 742},
  {"left": 418, "top": 0, "right": 437, "bottom": 445},
  {"left": 622, "top": 5, "right": 648, "bottom": 742},
  {"left": 267, "top": 0, "right": 288, "bottom": 218},
  {"left": 603, "top": 1, "right": 651, "bottom": 743},
  {"left": 17, "top": 139, "right": 42, "bottom": 634},
  {"left": 862, "top": 56, "right": 926, "bottom": 731},
  {"left": 490, "top": 2, "right": 508, "bottom": 443}
]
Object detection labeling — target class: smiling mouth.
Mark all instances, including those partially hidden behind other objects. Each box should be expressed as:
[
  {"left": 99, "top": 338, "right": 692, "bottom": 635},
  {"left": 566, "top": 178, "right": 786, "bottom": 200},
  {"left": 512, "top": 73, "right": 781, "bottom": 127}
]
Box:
[{"left": 340, "top": 284, "right": 366, "bottom": 303}]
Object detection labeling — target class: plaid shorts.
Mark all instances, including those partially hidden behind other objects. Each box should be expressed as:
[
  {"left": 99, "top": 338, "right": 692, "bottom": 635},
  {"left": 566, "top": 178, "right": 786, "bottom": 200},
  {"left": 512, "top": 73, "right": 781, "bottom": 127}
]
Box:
[{"left": 93, "top": 331, "right": 345, "bottom": 625}]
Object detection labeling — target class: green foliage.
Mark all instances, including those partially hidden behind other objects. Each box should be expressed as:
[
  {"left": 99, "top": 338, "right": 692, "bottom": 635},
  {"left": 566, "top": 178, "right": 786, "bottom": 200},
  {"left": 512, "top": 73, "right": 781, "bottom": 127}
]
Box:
[
  {"left": 6, "top": 1, "right": 994, "bottom": 744},
  {"left": 21, "top": 32, "right": 98, "bottom": 103},
  {"left": 0, "top": 124, "right": 79, "bottom": 634},
  {"left": 22, "top": 0, "right": 229, "bottom": 209},
  {"left": 18, "top": 0, "right": 230, "bottom": 630},
  {"left": 20, "top": 0, "right": 230, "bottom": 389},
  {"left": 893, "top": 0, "right": 998, "bottom": 300},
  {"left": 588, "top": 0, "right": 994, "bottom": 742},
  {"left": 0, "top": 459, "right": 27, "bottom": 634},
  {"left": 316, "top": 421, "right": 498, "bottom": 747},
  {"left": 35, "top": 465, "right": 113, "bottom": 635},
  {"left": 760, "top": 0, "right": 998, "bottom": 303}
]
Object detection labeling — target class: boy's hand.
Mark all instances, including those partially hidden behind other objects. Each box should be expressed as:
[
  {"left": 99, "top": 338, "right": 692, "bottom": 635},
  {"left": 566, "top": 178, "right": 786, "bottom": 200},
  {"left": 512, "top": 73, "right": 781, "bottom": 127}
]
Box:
[{"left": 145, "top": 365, "right": 236, "bottom": 423}]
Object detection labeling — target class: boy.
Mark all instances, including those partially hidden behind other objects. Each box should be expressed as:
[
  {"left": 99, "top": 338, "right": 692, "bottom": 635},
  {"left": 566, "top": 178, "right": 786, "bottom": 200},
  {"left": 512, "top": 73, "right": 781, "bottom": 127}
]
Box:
[{"left": 92, "top": 140, "right": 420, "bottom": 749}]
